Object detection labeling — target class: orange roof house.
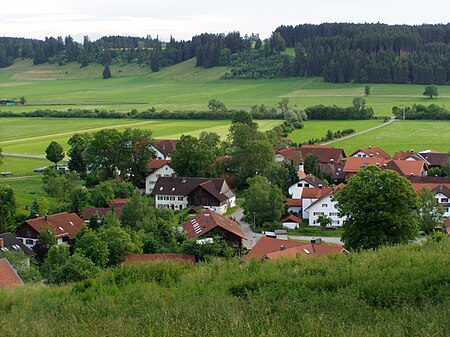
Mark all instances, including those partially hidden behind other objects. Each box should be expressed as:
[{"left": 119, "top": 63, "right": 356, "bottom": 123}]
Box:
[
  {"left": 350, "top": 146, "right": 391, "bottom": 159},
  {"left": 0, "top": 258, "right": 23, "bottom": 287}
]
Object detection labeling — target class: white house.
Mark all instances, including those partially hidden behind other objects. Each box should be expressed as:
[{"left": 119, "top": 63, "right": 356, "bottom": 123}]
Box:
[
  {"left": 151, "top": 139, "right": 177, "bottom": 160},
  {"left": 304, "top": 184, "right": 346, "bottom": 227},
  {"left": 145, "top": 160, "right": 175, "bottom": 194},
  {"left": 301, "top": 187, "right": 333, "bottom": 220},
  {"left": 433, "top": 185, "right": 450, "bottom": 218},
  {"left": 153, "top": 177, "right": 236, "bottom": 214},
  {"left": 288, "top": 174, "right": 325, "bottom": 199}
]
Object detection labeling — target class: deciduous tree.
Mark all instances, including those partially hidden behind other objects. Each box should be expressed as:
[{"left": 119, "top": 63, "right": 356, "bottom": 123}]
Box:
[
  {"left": 418, "top": 186, "right": 444, "bottom": 234},
  {"left": 423, "top": 85, "right": 439, "bottom": 99},
  {"left": 45, "top": 141, "right": 65, "bottom": 167}
]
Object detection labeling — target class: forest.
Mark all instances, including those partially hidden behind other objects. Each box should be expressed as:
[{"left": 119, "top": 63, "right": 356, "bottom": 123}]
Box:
[{"left": 0, "top": 23, "right": 449, "bottom": 84}]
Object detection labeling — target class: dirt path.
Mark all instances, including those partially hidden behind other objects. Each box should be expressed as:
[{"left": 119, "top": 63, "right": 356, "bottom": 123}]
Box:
[
  {"left": 3, "top": 152, "right": 47, "bottom": 159},
  {"left": 322, "top": 117, "right": 396, "bottom": 145}
]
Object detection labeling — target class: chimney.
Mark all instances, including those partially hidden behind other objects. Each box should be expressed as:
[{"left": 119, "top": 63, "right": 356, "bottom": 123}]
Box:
[
  {"left": 298, "top": 163, "right": 304, "bottom": 172},
  {"left": 368, "top": 146, "right": 372, "bottom": 149},
  {"left": 204, "top": 213, "right": 210, "bottom": 222},
  {"left": 0, "top": 238, "right": 3, "bottom": 249},
  {"left": 318, "top": 184, "right": 323, "bottom": 189},
  {"left": 370, "top": 154, "right": 373, "bottom": 157},
  {"left": 330, "top": 158, "right": 334, "bottom": 162},
  {"left": 280, "top": 244, "right": 286, "bottom": 251},
  {"left": 45, "top": 214, "right": 48, "bottom": 222},
  {"left": 311, "top": 238, "right": 322, "bottom": 244}
]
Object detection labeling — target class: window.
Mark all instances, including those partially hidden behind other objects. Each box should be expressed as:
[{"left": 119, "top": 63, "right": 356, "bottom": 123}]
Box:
[
  {"left": 305, "top": 183, "right": 310, "bottom": 187},
  {"left": 313, "top": 212, "right": 324, "bottom": 216},
  {"left": 329, "top": 212, "right": 338, "bottom": 216},
  {"left": 322, "top": 204, "right": 328, "bottom": 207},
  {"left": 441, "top": 198, "right": 448, "bottom": 203},
  {"left": 297, "top": 183, "right": 303, "bottom": 187},
  {"left": 26, "top": 239, "right": 34, "bottom": 245},
  {"left": 178, "top": 197, "right": 184, "bottom": 201}
]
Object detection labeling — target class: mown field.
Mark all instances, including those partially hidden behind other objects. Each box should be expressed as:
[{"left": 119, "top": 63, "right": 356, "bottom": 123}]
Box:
[
  {"left": 0, "top": 240, "right": 448, "bottom": 337},
  {"left": 1, "top": 59, "right": 450, "bottom": 116}
]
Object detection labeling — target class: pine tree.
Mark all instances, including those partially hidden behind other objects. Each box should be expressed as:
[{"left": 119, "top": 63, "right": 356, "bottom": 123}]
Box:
[{"left": 102, "top": 64, "right": 111, "bottom": 79}]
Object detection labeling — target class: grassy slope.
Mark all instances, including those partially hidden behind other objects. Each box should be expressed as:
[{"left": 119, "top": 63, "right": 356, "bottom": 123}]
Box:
[
  {"left": 0, "top": 156, "right": 49, "bottom": 176},
  {"left": 0, "top": 241, "right": 448, "bottom": 337},
  {"left": 1, "top": 59, "right": 450, "bottom": 115}
]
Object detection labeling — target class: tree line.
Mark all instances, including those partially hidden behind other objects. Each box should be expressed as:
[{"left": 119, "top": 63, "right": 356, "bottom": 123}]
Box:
[{"left": 392, "top": 103, "right": 450, "bottom": 120}]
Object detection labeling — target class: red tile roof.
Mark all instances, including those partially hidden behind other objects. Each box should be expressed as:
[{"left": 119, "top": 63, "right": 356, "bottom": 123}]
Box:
[
  {"left": 0, "top": 258, "right": 23, "bottom": 287},
  {"left": 304, "top": 184, "right": 345, "bottom": 211},
  {"left": 154, "top": 139, "right": 177, "bottom": 158},
  {"left": 301, "top": 187, "right": 333, "bottom": 199},
  {"left": 182, "top": 210, "right": 247, "bottom": 240},
  {"left": 123, "top": 254, "right": 195, "bottom": 264},
  {"left": 343, "top": 157, "right": 389, "bottom": 173},
  {"left": 281, "top": 214, "right": 302, "bottom": 223},
  {"left": 148, "top": 159, "right": 172, "bottom": 170},
  {"left": 276, "top": 145, "right": 346, "bottom": 163},
  {"left": 108, "top": 198, "right": 131, "bottom": 206},
  {"left": 285, "top": 198, "right": 302, "bottom": 207},
  {"left": 350, "top": 147, "right": 391, "bottom": 159},
  {"left": 386, "top": 160, "right": 424, "bottom": 177},
  {"left": 242, "top": 237, "right": 346, "bottom": 262},
  {"left": 22, "top": 212, "right": 84, "bottom": 239}
]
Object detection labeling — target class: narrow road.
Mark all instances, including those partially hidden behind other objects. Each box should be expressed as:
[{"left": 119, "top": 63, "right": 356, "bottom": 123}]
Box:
[
  {"left": 322, "top": 117, "right": 396, "bottom": 145},
  {"left": 231, "top": 209, "right": 343, "bottom": 248},
  {"left": 3, "top": 152, "right": 47, "bottom": 159}
]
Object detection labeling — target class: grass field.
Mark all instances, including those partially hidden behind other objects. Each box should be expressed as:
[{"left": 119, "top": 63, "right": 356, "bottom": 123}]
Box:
[
  {"left": 0, "top": 118, "right": 281, "bottom": 155},
  {"left": 329, "top": 120, "right": 450, "bottom": 154},
  {"left": 1, "top": 59, "right": 450, "bottom": 116},
  {"left": 0, "top": 156, "right": 49, "bottom": 177}
]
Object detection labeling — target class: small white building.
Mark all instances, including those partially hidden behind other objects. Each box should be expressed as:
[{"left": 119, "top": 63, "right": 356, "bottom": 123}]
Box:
[
  {"left": 304, "top": 185, "right": 346, "bottom": 227},
  {"left": 145, "top": 160, "right": 175, "bottom": 194},
  {"left": 280, "top": 214, "right": 302, "bottom": 230}
]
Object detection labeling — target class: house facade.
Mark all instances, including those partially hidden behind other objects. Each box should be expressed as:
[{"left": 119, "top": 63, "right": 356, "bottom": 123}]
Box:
[
  {"left": 304, "top": 185, "right": 346, "bottom": 227},
  {"left": 153, "top": 177, "right": 236, "bottom": 214},
  {"left": 301, "top": 187, "right": 333, "bottom": 220},
  {"left": 145, "top": 160, "right": 175, "bottom": 194},
  {"left": 288, "top": 174, "right": 325, "bottom": 199},
  {"left": 16, "top": 213, "right": 85, "bottom": 248},
  {"left": 151, "top": 139, "right": 177, "bottom": 160}
]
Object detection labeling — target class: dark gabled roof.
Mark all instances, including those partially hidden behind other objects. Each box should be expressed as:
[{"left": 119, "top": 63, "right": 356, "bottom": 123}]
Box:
[
  {"left": 153, "top": 177, "right": 234, "bottom": 204},
  {"left": 407, "top": 176, "right": 450, "bottom": 184},
  {"left": 419, "top": 152, "right": 448, "bottom": 167},
  {"left": 302, "top": 174, "right": 326, "bottom": 187},
  {"left": 182, "top": 210, "right": 247, "bottom": 240},
  {"left": 123, "top": 254, "right": 195, "bottom": 264},
  {"left": 393, "top": 151, "right": 429, "bottom": 165},
  {"left": 431, "top": 184, "right": 450, "bottom": 197},
  {"left": 0, "top": 233, "right": 36, "bottom": 257},
  {"left": 153, "top": 139, "right": 177, "bottom": 158},
  {"left": 0, "top": 258, "right": 23, "bottom": 287},
  {"left": 21, "top": 212, "right": 84, "bottom": 239}
]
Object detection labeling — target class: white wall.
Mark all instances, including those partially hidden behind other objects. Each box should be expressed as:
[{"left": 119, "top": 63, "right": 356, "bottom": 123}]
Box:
[
  {"left": 307, "top": 195, "right": 346, "bottom": 226},
  {"left": 435, "top": 193, "right": 450, "bottom": 218},
  {"left": 155, "top": 195, "right": 188, "bottom": 211},
  {"left": 145, "top": 165, "right": 175, "bottom": 194}
]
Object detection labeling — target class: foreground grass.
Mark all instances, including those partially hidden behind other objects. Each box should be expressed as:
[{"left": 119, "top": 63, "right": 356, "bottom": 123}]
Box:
[
  {"left": 1, "top": 59, "right": 450, "bottom": 115},
  {"left": 0, "top": 241, "right": 448, "bottom": 337}
]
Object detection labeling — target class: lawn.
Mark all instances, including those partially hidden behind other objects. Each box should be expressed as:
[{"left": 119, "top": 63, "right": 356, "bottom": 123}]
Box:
[
  {"left": 329, "top": 120, "right": 450, "bottom": 154},
  {"left": 0, "top": 156, "right": 50, "bottom": 177},
  {"left": 1, "top": 58, "right": 450, "bottom": 116}
]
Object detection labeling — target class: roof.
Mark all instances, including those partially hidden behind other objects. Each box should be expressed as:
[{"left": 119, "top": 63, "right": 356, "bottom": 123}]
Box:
[
  {"left": 393, "top": 151, "right": 429, "bottom": 164},
  {"left": 122, "top": 254, "right": 195, "bottom": 264},
  {"left": 276, "top": 145, "right": 346, "bottom": 163},
  {"left": 153, "top": 139, "right": 177, "bottom": 158},
  {"left": 304, "top": 184, "right": 345, "bottom": 211},
  {"left": 419, "top": 152, "right": 448, "bottom": 167},
  {"left": 285, "top": 198, "right": 302, "bottom": 207},
  {"left": 350, "top": 147, "right": 391, "bottom": 159},
  {"left": 22, "top": 212, "right": 85, "bottom": 239},
  {"left": 108, "top": 198, "right": 130, "bottom": 206},
  {"left": 0, "top": 258, "right": 23, "bottom": 287},
  {"left": 302, "top": 174, "right": 326, "bottom": 187},
  {"left": 343, "top": 157, "right": 389, "bottom": 173},
  {"left": 407, "top": 176, "right": 450, "bottom": 184},
  {"left": 321, "top": 161, "right": 347, "bottom": 180},
  {"left": 301, "top": 187, "right": 333, "bottom": 199},
  {"left": 242, "top": 237, "right": 346, "bottom": 262},
  {"left": 148, "top": 159, "right": 172, "bottom": 170},
  {"left": 0, "top": 233, "right": 36, "bottom": 257},
  {"left": 280, "top": 214, "right": 302, "bottom": 223},
  {"left": 153, "top": 176, "right": 234, "bottom": 202},
  {"left": 182, "top": 209, "right": 247, "bottom": 241},
  {"left": 385, "top": 160, "right": 424, "bottom": 177}
]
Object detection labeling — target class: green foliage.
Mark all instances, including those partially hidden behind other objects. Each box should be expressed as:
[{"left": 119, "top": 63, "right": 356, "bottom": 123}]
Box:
[
  {"left": 423, "top": 84, "right": 439, "bottom": 98},
  {"left": 242, "top": 176, "right": 285, "bottom": 228},
  {"left": 335, "top": 166, "right": 421, "bottom": 250},
  {"left": 74, "top": 227, "right": 109, "bottom": 268},
  {"left": 0, "top": 184, "right": 16, "bottom": 233},
  {"left": 182, "top": 239, "right": 234, "bottom": 261},
  {"left": 0, "top": 250, "right": 41, "bottom": 283},
  {"left": 418, "top": 186, "right": 444, "bottom": 234},
  {"left": 269, "top": 32, "right": 286, "bottom": 54},
  {"left": 305, "top": 103, "right": 374, "bottom": 120},
  {"left": 67, "top": 133, "right": 92, "bottom": 178},
  {"left": 364, "top": 84, "right": 371, "bottom": 96},
  {"left": 45, "top": 141, "right": 65, "bottom": 167},
  {"left": 317, "top": 214, "right": 332, "bottom": 229},
  {"left": 392, "top": 104, "right": 450, "bottom": 120},
  {"left": 0, "top": 147, "right": 3, "bottom": 167},
  {"left": 207, "top": 99, "right": 227, "bottom": 113},
  {"left": 102, "top": 64, "right": 111, "bottom": 79},
  {"left": 40, "top": 244, "right": 70, "bottom": 283},
  {"left": 56, "top": 253, "right": 100, "bottom": 284}
]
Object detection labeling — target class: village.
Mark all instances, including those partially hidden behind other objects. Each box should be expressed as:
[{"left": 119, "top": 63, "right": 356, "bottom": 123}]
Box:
[{"left": 2, "top": 136, "right": 449, "bottom": 287}]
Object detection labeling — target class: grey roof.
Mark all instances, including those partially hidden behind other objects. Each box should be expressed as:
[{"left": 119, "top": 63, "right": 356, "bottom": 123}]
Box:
[{"left": 0, "top": 233, "right": 36, "bottom": 257}]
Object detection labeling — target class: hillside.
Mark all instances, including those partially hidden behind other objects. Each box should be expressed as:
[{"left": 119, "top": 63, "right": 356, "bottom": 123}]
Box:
[{"left": 0, "top": 240, "right": 449, "bottom": 337}]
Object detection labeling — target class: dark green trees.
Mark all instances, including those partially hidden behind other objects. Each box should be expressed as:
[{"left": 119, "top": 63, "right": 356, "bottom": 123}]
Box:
[
  {"left": 423, "top": 85, "right": 439, "bottom": 99},
  {"left": 45, "top": 141, "right": 65, "bottom": 167},
  {"left": 102, "top": 64, "right": 112, "bottom": 79},
  {"left": 334, "top": 166, "right": 421, "bottom": 250}
]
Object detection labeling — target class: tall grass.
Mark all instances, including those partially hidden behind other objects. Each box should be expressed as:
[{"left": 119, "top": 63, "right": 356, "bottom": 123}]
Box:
[{"left": 0, "top": 240, "right": 449, "bottom": 336}]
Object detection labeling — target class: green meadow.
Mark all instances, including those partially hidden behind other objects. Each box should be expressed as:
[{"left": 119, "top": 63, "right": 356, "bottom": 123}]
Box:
[{"left": 1, "top": 59, "right": 450, "bottom": 116}]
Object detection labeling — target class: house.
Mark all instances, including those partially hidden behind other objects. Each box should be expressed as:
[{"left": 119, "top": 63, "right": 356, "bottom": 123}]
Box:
[
  {"left": 285, "top": 198, "right": 302, "bottom": 214},
  {"left": 0, "top": 233, "right": 36, "bottom": 258},
  {"left": 275, "top": 145, "right": 346, "bottom": 165},
  {"left": 151, "top": 139, "right": 177, "bottom": 160},
  {"left": 304, "top": 184, "right": 346, "bottom": 226},
  {"left": 182, "top": 209, "right": 247, "bottom": 252},
  {"left": 301, "top": 187, "right": 333, "bottom": 219},
  {"left": 419, "top": 150, "right": 449, "bottom": 170},
  {"left": 153, "top": 176, "right": 236, "bottom": 214},
  {"left": 281, "top": 214, "right": 302, "bottom": 230},
  {"left": 16, "top": 212, "right": 85, "bottom": 248},
  {"left": 145, "top": 159, "right": 175, "bottom": 194},
  {"left": 242, "top": 237, "right": 347, "bottom": 262},
  {"left": 0, "top": 258, "right": 23, "bottom": 287},
  {"left": 288, "top": 174, "right": 325, "bottom": 199},
  {"left": 343, "top": 157, "right": 426, "bottom": 178},
  {"left": 350, "top": 146, "right": 391, "bottom": 159},
  {"left": 122, "top": 254, "right": 195, "bottom": 264},
  {"left": 412, "top": 183, "right": 450, "bottom": 218},
  {"left": 81, "top": 198, "right": 130, "bottom": 221},
  {"left": 394, "top": 150, "right": 429, "bottom": 163}
]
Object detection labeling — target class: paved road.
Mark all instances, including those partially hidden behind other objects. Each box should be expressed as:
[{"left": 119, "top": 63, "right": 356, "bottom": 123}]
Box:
[
  {"left": 322, "top": 117, "right": 396, "bottom": 145},
  {"left": 231, "top": 209, "right": 343, "bottom": 248},
  {"left": 3, "top": 152, "right": 47, "bottom": 159}
]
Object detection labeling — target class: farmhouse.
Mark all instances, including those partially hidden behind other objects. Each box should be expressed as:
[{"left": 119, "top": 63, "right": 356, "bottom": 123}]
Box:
[
  {"left": 288, "top": 174, "right": 325, "bottom": 199},
  {"left": 350, "top": 146, "right": 391, "bottom": 159},
  {"left": 0, "top": 258, "right": 23, "bottom": 287},
  {"left": 418, "top": 150, "right": 449, "bottom": 170},
  {"left": 0, "top": 233, "right": 36, "bottom": 258},
  {"left": 81, "top": 198, "right": 130, "bottom": 221},
  {"left": 151, "top": 139, "right": 177, "bottom": 160},
  {"left": 145, "top": 159, "right": 175, "bottom": 194},
  {"left": 301, "top": 187, "right": 333, "bottom": 220},
  {"left": 343, "top": 157, "right": 427, "bottom": 178},
  {"left": 16, "top": 212, "right": 85, "bottom": 248},
  {"left": 304, "top": 184, "right": 346, "bottom": 227},
  {"left": 412, "top": 183, "right": 450, "bottom": 218},
  {"left": 182, "top": 209, "right": 247, "bottom": 252},
  {"left": 153, "top": 176, "right": 236, "bottom": 214},
  {"left": 242, "top": 237, "right": 347, "bottom": 262}
]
